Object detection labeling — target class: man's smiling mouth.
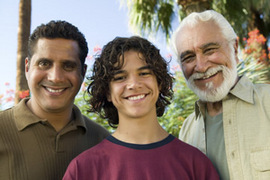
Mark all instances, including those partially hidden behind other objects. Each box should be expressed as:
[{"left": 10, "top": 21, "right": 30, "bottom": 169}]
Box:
[
  {"left": 192, "top": 66, "right": 223, "bottom": 81},
  {"left": 198, "top": 71, "right": 220, "bottom": 80},
  {"left": 45, "top": 87, "right": 66, "bottom": 93},
  {"left": 127, "top": 94, "right": 146, "bottom": 101}
]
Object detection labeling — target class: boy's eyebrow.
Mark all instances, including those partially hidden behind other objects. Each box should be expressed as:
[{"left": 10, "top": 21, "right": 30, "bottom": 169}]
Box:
[
  {"left": 138, "top": 65, "right": 151, "bottom": 70},
  {"left": 113, "top": 69, "right": 125, "bottom": 75},
  {"left": 113, "top": 65, "right": 152, "bottom": 75}
]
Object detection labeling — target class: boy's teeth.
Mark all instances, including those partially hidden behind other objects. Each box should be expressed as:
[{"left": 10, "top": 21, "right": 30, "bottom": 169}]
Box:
[
  {"left": 47, "top": 88, "right": 64, "bottom": 93},
  {"left": 128, "top": 94, "right": 145, "bottom": 100}
]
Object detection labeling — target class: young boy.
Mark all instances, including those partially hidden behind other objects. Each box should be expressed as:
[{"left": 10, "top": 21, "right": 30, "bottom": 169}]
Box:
[{"left": 63, "top": 36, "right": 219, "bottom": 180}]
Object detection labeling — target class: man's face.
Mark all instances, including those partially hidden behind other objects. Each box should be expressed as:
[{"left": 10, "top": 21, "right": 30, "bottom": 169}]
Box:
[
  {"left": 175, "top": 21, "right": 238, "bottom": 102},
  {"left": 107, "top": 50, "right": 160, "bottom": 120},
  {"left": 25, "top": 38, "right": 86, "bottom": 113}
]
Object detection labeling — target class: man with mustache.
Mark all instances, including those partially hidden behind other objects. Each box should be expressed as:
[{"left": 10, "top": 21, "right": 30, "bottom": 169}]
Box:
[
  {"left": 172, "top": 10, "right": 270, "bottom": 180},
  {"left": 0, "top": 20, "right": 109, "bottom": 180}
]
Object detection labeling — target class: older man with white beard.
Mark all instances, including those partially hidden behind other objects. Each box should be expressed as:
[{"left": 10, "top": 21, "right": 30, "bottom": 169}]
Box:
[{"left": 172, "top": 10, "right": 270, "bottom": 180}]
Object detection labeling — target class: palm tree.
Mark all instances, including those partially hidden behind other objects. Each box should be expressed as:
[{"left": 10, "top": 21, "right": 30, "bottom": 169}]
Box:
[
  {"left": 214, "top": 0, "right": 270, "bottom": 54},
  {"left": 15, "top": 0, "right": 31, "bottom": 104},
  {"left": 177, "top": 0, "right": 212, "bottom": 14},
  {"left": 124, "top": 0, "right": 270, "bottom": 50}
]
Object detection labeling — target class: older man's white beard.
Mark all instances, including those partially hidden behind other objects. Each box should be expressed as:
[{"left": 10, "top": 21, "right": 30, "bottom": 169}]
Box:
[{"left": 186, "top": 65, "right": 237, "bottom": 102}]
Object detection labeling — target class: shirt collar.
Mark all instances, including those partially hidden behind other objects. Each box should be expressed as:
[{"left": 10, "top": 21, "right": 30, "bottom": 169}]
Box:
[
  {"left": 14, "top": 98, "right": 87, "bottom": 132},
  {"left": 194, "top": 76, "right": 255, "bottom": 118},
  {"left": 229, "top": 76, "right": 254, "bottom": 104}
]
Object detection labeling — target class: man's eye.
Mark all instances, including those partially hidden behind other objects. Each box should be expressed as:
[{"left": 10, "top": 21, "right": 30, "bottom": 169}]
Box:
[
  {"left": 181, "top": 55, "right": 195, "bottom": 63},
  {"left": 38, "top": 61, "right": 50, "bottom": 68},
  {"left": 63, "top": 63, "right": 76, "bottom": 71},
  {"left": 204, "top": 48, "right": 217, "bottom": 54}
]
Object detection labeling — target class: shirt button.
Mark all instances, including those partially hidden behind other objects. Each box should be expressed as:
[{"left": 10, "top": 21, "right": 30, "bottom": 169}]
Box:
[{"left": 231, "top": 151, "right": 235, "bottom": 158}]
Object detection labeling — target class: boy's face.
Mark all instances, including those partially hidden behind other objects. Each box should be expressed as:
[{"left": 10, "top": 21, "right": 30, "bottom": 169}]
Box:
[{"left": 107, "top": 50, "right": 160, "bottom": 120}]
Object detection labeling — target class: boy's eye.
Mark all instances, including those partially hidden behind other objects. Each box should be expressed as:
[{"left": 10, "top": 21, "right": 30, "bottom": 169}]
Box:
[
  {"left": 139, "top": 71, "right": 151, "bottom": 76},
  {"left": 112, "top": 75, "right": 126, "bottom": 81}
]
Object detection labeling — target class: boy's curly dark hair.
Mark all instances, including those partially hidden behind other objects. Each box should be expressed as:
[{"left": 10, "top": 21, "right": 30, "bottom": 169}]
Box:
[
  {"left": 28, "top": 20, "right": 88, "bottom": 74},
  {"left": 87, "top": 36, "right": 174, "bottom": 128}
]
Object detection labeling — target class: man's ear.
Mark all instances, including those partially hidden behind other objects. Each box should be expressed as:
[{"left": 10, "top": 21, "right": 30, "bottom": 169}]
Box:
[
  {"left": 25, "top": 57, "right": 30, "bottom": 80},
  {"left": 233, "top": 39, "right": 240, "bottom": 64},
  {"left": 83, "top": 64, "right": 87, "bottom": 77},
  {"left": 25, "top": 57, "right": 29, "bottom": 72}
]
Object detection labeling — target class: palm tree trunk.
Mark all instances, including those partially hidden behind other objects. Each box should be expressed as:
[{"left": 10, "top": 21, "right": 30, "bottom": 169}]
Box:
[
  {"left": 177, "top": 0, "right": 212, "bottom": 15},
  {"left": 15, "top": 0, "right": 31, "bottom": 104}
]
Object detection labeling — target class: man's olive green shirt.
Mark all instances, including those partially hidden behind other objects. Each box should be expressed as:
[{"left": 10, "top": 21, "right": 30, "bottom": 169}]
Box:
[
  {"left": 179, "top": 76, "right": 270, "bottom": 180},
  {"left": 0, "top": 98, "right": 110, "bottom": 180}
]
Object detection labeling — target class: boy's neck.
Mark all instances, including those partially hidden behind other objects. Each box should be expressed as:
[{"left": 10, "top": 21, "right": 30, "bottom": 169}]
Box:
[{"left": 112, "top": 116, "right": 168, "bottom": 144}]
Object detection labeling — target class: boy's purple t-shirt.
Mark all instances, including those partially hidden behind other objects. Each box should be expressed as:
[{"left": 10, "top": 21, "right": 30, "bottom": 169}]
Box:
[{"left": 63, "top": 135, "right": 219, "bottom": 180}]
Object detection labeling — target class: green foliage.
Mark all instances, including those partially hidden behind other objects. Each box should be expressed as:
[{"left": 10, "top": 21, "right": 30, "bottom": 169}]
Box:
[
  {"left": 237, "top": 55, "right": 270, "bottom": 84},
  {"left": 74, "top": 83, "right": 115, "bottom": 133},
  {"left": 159, "top": 71, "right": 198, "bottom": 137},
  {"left": 125, "top": 0, "right": 270, "bottom": 49},
  {"left": 213, "top": 0, "right": 270, "bottom": 46},
  {"left": 127, "top": 0, "right": 175, "bottom": 39}
]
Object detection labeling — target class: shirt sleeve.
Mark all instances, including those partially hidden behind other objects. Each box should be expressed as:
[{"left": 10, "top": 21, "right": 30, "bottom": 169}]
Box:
[{"left": 62, "top": 159, "right": 78, "bottom": 180}]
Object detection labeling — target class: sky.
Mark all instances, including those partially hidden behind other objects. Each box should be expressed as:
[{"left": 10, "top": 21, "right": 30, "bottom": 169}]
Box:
[{"left": 0, "top": 0, "right": 179, "bottom": 106}]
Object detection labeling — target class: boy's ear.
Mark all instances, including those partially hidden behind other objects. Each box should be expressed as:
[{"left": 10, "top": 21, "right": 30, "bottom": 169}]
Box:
[{"left": 107, "top": 93, "right": 112, "bottom": 102}]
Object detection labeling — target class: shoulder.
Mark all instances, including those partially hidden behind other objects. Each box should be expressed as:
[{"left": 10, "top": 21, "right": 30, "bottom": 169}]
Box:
[
  {"left": 239, "top": 76, "right": 270, "bottom": 98},
  {"left": 171, "top": 139, "right": 218, "bottom": 172},
  {"left": 172, "top": 139, "right": 219, "bottom": 178},
  {"left": 253, "top": 83, "right": 270, "bottom": 96},
  {"left": 183, "top": 111, "right": 197, "bottom": 125},
  {"left": 72, "top": 105, "right": 110, "bottom": 136},
  {"left": 71, "top": 139, "right": 110, "bottom": 164},
  {"left": 82, "top": 115, "right": 110, "bottom": 135},
  {"left": 0, "top": 106, "right": 14, "bottom": 123},
  {"left": 63, "top": 140, "right": 109, "bottom": 180},
  {"left": 172, "top": 138, "right": 203, "bottom": 156},
  {"left": 179, "top": 111, "right": 197, "bottom": 138},
  {"left": 0, "top": 106, "right": 18, "bottom": 139},
  {"left": 249, "top": 82, "right": 270, "bottom": 108}
]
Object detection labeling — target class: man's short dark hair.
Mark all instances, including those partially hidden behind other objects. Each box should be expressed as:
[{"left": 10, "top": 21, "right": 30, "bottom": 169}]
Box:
[{"left": 28, "top": 20, "right": 88, "bottom": 74}]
